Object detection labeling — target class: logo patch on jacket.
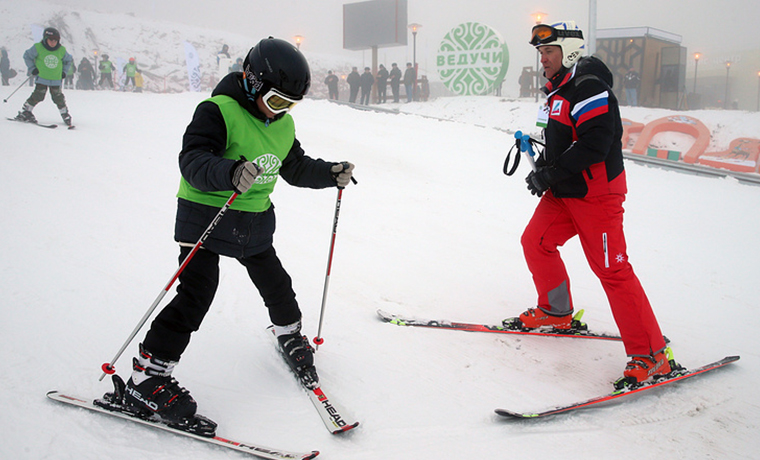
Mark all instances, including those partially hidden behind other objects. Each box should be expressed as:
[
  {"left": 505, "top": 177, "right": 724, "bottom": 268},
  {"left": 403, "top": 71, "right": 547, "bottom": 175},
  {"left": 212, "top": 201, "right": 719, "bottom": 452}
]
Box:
[{"left": 551, "top": 100, "right": 563, "bottom": 116}]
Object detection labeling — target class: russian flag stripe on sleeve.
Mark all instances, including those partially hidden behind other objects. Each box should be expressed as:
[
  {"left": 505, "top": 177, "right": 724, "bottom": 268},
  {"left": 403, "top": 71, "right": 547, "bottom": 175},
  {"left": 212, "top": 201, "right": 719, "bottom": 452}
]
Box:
[{"left": 571, "top": 91, "right": 609, "bottom": 126}]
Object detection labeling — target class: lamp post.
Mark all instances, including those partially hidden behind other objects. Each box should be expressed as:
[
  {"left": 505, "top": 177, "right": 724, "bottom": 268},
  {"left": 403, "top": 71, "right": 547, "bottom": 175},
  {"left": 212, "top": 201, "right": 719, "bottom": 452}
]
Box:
[
  {"left": 294, "top": 35, "right": 303, "bottom": 49},
  {"left": 724, "top": 61, "right": 731, "bottom": 109},
  {"left": 531, "top": 12, "right": 548, "bottom": 102},
  {"left": 692, "top": 52, "right": 700, "bottom": 94},
  {"left": 408, "top": 23, "right": 422, "bottom": 101},
  {"left": 756, "top": 71, "right": 760, "bottom": 112}
]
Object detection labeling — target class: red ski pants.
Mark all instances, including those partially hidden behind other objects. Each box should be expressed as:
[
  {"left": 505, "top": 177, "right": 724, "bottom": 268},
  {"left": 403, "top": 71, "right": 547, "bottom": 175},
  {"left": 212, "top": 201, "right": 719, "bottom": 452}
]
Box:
[{"left": 521, "top": 191, "right": 667, "bottom": 356}]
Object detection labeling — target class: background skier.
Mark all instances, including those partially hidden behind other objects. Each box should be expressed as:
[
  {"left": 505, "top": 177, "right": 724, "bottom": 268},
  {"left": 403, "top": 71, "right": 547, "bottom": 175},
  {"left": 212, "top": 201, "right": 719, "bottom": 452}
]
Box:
[
  {"left": 122, "top": 57, "right": 140, "bottom": 91},
  {"left": 98, "top": 54, "right": 114, "bottom": 89},
  {"left": 14, "top": 27, "right": 73, "bottom": 126}
]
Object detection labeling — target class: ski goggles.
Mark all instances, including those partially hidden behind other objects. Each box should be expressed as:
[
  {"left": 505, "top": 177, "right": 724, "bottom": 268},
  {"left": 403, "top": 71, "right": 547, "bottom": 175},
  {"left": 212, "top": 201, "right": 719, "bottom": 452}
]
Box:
[
  {"left": 261, "top": 87, "right": 302, "bottom": 114},
  {"left": 530, "top": 25, "right": 584, "bottom": 46}
]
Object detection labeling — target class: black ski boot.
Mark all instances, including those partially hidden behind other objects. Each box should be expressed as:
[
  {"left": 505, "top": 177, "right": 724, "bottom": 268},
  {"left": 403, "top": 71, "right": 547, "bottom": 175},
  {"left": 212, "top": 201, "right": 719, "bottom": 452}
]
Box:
[
  {"left": 60, "top": 106, "right": 72, "bottom": 127},
  {"left": 275, "top": 322, "right": 319, "bottom": 389},
  {"left": 121, "top": 344, "right": 216, "bottom": 436},
  {"left": 14, "top": 105, "right": 36, "bottom": 123}
]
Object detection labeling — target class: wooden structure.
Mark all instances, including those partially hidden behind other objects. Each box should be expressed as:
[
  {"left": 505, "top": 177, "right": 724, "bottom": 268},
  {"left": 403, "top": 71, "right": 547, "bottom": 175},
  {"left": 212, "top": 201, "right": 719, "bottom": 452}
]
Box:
[{"left": 595, "top": 27, "right": 686, "bottom": 109}]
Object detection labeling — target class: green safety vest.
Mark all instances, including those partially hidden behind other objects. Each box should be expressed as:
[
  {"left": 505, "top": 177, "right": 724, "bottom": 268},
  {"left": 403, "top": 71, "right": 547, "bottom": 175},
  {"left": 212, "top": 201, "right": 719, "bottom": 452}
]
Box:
[
  {"left": 34, "top": 42, "right": 66, "bottom": 80},
  {"left": 124, "top": 63, "right": 137, "bottom": 77},
  {"left": 177, "top": 95, "right": 295, "bottom": 212},
  {"left": 100, "top": 60, "right": 113, "bottom": 73}
]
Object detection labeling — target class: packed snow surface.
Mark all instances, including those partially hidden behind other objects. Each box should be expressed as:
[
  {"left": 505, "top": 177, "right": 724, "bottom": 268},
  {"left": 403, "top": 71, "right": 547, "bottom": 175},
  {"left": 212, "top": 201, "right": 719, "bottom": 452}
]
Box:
[
  {"left": 2, "top": 86, "right": 759, "bottom": 460},
  {"left": 1, "top": 2, "right": 759, "bottom": 459}
]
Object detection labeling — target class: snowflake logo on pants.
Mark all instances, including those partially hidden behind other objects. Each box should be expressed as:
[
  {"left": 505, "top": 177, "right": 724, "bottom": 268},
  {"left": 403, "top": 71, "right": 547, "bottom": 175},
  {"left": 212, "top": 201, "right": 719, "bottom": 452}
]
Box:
[{"left": 615, "top": 253, "right": 626, "bottom": 264}]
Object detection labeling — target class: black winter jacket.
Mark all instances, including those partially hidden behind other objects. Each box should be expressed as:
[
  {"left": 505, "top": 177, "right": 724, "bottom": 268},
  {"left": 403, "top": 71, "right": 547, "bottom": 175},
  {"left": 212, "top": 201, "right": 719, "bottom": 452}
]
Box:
[
  {"left": 174, "top": 72, "right": 339, "bottom": 258},
  {"left": 539, "top": 56, "right": 627, "bottom": 198}
]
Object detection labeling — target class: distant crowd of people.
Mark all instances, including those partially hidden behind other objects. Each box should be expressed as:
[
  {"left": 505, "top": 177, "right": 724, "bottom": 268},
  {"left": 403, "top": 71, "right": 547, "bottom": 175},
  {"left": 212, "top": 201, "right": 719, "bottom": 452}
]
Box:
[{"left": 324, "top": 62, "right": 430, "bottom": 105}]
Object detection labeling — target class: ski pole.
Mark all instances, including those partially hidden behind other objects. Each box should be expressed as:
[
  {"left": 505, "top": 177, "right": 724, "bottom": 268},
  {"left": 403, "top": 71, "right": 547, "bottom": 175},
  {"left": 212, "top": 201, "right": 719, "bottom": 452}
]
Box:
[
  {"left": 313, "top": 165, "right": 356, "bottom": 350},
  {"left": 3, "top": 75, "right": 32, "bottom": 103},
  {"left": 99, "top": 191, "right": 239, "bottom": 380}
]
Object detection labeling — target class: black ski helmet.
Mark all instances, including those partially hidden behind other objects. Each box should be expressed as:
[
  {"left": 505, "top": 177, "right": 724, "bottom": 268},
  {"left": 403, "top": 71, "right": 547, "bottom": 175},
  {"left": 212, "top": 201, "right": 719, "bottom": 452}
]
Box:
[
  {"left": 43, "top": 27, "right": 60, "bottom": 42},
  {"left": 242, "top": 37, "right": 311, "bottom": 100}
]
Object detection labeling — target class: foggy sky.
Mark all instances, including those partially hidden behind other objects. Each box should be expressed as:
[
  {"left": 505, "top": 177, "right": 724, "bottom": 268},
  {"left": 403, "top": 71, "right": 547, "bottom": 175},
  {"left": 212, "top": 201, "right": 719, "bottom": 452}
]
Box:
[{"left": 37, "top": 0, "right": 759, "bottom": 77}]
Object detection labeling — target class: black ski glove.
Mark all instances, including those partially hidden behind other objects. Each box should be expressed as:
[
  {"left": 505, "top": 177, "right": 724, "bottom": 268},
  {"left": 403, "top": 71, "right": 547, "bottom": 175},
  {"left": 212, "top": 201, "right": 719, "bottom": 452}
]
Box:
[
  {"left": 231, "top": 160, "right": 263, "bottom": 194},
  {"left": 31, "top": 68, "right": 39, "bottom": 75},
  {"left": 62, "top": 72, "right": 66, "bottom": 79},
  {"left": 526, "top": 166, "right": 560, "bottom": 197}
]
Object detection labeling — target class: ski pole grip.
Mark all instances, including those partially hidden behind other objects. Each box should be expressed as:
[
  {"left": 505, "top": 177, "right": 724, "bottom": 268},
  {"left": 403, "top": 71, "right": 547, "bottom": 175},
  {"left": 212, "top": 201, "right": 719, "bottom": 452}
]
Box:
[
  {"left": 341, "top": 161, "right": 358, "bottom": 185},
  {"left": 515, "top": 131, "right": 537, "bottom": 172},
  {"left": 336, "top": 162, "right": 357, "bottom": 190}
]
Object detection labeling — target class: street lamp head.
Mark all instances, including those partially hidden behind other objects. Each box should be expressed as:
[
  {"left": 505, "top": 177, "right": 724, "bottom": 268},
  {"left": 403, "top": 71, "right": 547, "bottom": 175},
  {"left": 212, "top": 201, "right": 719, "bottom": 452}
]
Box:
[
  {"left": 294, "top": 35, "right": 303, "bottom": 48},
  {"left": 532, "top": 12, "right": 548, "bottom": 24},
  {"left": 694, "top": 52, "right": 701, "bottom": 61},
  {"left": 408, "top": 23, "right": 422, "bottom": 35}
]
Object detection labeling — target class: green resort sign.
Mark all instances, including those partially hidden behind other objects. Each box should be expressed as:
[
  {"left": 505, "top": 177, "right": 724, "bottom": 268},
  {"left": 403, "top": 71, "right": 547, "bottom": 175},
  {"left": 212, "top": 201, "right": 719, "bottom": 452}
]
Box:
[{"left": 436, "top": 22, "right": 509, "bottom": 96}]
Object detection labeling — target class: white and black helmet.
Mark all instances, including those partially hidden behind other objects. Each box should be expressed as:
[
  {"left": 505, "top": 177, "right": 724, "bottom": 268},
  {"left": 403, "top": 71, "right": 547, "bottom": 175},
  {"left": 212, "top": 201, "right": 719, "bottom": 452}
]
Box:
[{"left": 530, "top": 21, "right": 585, "bottom": 68}]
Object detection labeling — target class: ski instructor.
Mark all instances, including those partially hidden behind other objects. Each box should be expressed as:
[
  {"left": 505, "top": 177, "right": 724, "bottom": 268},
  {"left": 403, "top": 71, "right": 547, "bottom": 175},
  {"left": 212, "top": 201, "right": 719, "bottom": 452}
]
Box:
[
  {"left": 14, "top": 27, "right": 73, "bottom": 127},
  {"left": 121, "top": 37, "right": 355, "bottom": 431},
  {"left": 506, "top": 21, "right": 677, "bottom": 388}
]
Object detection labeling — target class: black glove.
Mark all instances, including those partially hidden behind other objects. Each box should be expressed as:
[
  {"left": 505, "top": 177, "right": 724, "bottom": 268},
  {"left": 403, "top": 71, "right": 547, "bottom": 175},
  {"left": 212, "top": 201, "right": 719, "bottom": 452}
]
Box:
[
  {"left": 231, "top": 160, "right": 263, "bottom": 194},
  {"left": 31, "top": 68, "right": 39, "bottom": 75},
  {"left": 526, "top": 167, "right": 559, "bottom": 197},
  {"left": 62, "top": 72, "right": 66, "bottom": 79}
]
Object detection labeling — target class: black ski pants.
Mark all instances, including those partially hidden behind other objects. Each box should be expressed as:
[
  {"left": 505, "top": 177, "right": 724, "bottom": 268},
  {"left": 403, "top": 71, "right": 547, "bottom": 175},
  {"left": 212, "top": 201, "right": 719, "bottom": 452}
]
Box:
[
  {"left": 143, "top": 245, "right": 301, "bottom": 361},
  {"left": 26, "top": 83, "right": 66, "bottom": 109}
]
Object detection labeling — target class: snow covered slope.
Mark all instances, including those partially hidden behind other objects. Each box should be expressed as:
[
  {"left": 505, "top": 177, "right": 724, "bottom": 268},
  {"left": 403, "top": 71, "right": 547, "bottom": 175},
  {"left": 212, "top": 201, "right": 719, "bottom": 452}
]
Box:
[
  {"left": 1, "top": 86, "right": 759, "bottom": 460},
  {"left": 1, "top": 2, "right": 759, "bottom": 459}
]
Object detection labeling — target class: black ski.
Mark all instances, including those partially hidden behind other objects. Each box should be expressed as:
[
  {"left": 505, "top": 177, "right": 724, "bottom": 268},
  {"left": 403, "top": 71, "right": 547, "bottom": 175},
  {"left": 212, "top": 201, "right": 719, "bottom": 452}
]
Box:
[
  {"left": 7, "top": 117, "right": 57, "bottom": 128},
  {"left": 495, "top": 355, "right": 740, "bottom": 418}
]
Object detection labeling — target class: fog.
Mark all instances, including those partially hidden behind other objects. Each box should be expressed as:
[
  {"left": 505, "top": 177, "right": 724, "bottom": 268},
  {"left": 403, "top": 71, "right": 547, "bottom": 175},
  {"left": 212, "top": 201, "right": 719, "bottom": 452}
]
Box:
[
  {"left": 37, "top": 0, "right": 756, "bottom": 66},
  {"left": 20, "top": 0, "right": 760, "bottom": 107}
]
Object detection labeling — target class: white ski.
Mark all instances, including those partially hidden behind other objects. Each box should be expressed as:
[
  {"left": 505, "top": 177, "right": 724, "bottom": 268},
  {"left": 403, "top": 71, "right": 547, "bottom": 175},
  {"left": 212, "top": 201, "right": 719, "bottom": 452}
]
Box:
[
  {"left": 47, "top": 390, "right": 319, "bottom": 459},
  {"left": 267, "top": 326, "right": 359, "bottom": 434}
]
